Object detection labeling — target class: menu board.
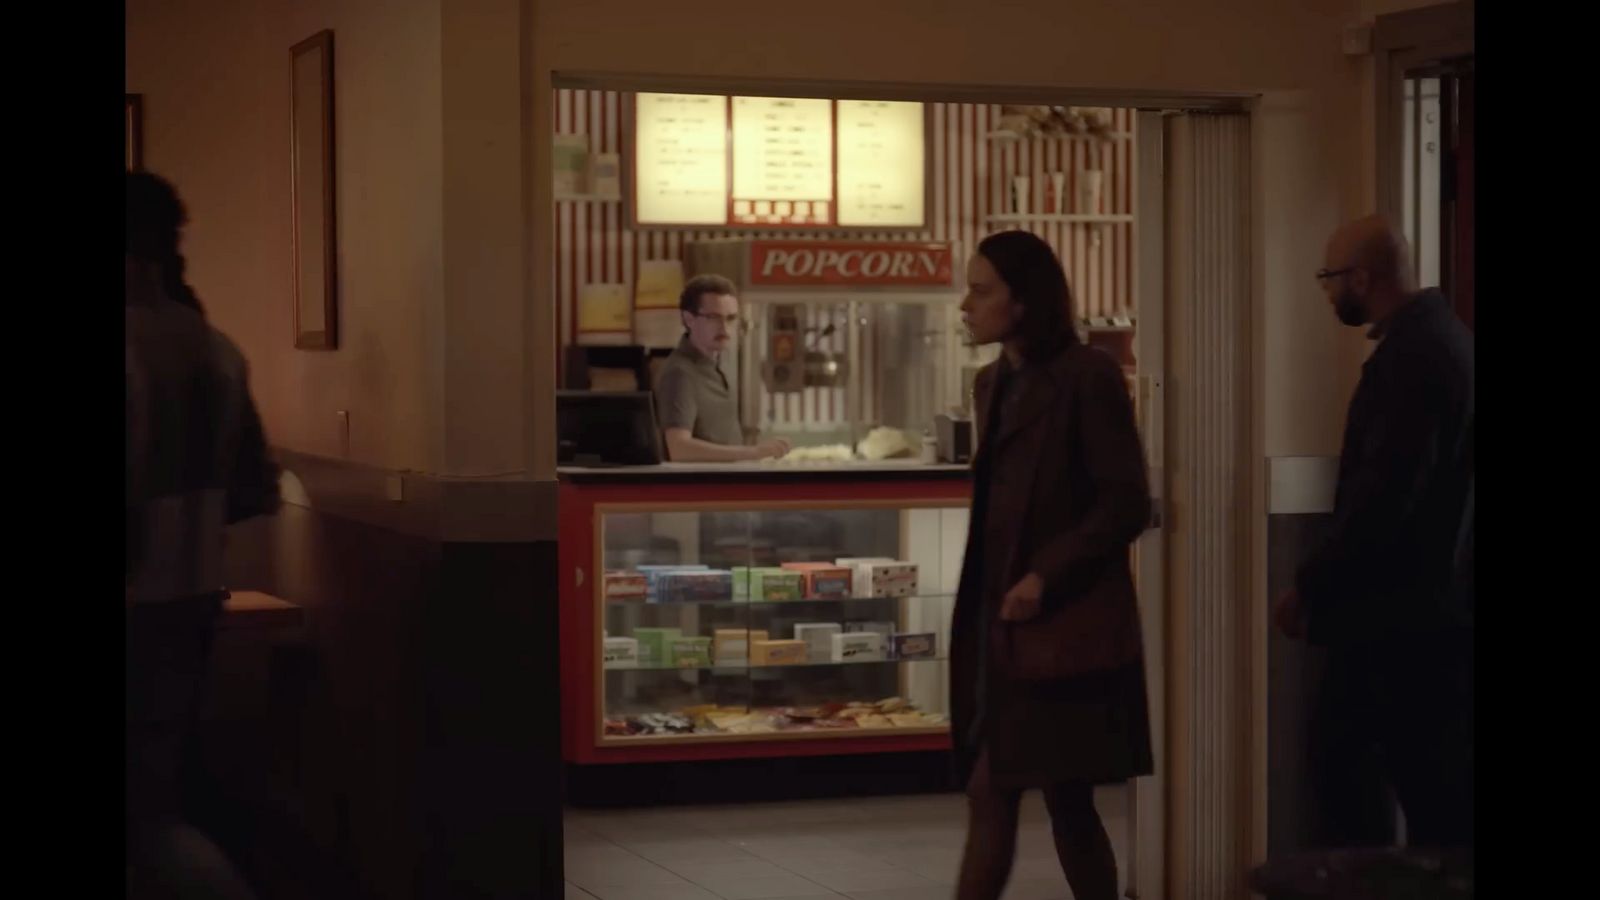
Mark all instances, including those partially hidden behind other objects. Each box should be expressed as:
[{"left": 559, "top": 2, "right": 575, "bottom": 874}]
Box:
[
  {"left": 836, "top": 100, "right": 926, "bottom": 228},
  {"left": 633, "top": 93, "right": 729, "bottom": 226},
  {"left": 633, "top": 93, "right": 926, "bottom": 229},
  {"left": 730, "top": 96, "right": 833, "bottom": 226}
]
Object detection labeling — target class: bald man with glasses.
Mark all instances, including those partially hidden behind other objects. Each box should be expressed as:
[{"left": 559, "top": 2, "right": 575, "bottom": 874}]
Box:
[{"left": 1277, "top": 215, "right": 1474, "bottom": 851}]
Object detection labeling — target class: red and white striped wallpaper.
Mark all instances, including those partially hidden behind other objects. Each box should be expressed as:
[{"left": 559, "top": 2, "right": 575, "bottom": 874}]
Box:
[{"left": 552, "top": 91, "right": 1137, "bottom": 352}]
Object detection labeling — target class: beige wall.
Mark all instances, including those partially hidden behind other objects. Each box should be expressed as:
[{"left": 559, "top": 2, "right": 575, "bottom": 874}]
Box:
[
  {"left": 1361, "top": 0, "right": 1445, "bottom": 16},
  {"left": 127, "top": 0, "right": 445, "bottom": 473},
  {"left": 530, "top": 0, "right": 1382, "bottom": 463},
  {"left": 440, "top": 0, "right": 529, "bottom": 475},
  {"left": 538, "top": 0, "right": 1353, "bottom": 92},
  {"left": 130, "top": 0, "right": 1435, "bottom": 475}
]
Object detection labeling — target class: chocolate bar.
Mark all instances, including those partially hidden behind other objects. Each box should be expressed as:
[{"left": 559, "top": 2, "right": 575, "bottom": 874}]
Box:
[
  {"left": 891, "top": 632, "right": 938, "bottom": 660},
  {"left": 780, "top": 562, "right": 853, "bottom": 599}
]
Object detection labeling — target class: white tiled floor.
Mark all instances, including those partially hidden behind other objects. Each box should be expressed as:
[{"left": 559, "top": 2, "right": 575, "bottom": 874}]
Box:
[{"left": 565, "top": 785, "right": 1128, "bottom": 900}]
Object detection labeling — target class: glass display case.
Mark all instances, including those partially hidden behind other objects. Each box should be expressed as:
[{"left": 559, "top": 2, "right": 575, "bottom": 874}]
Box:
[{"left": 591, "top": 500, "right": 968, "bottom": 747}]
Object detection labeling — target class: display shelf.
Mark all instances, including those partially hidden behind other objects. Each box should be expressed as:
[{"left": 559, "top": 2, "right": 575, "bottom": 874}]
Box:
[
  {"left": 604, "top": 592, "right": 957, "bottom": 608},
  {"left": 606, "top": 656, "right": 948, "bottom": 674},
  {"left": 600, "top": 724, "right": 950, "bottom": 746}
]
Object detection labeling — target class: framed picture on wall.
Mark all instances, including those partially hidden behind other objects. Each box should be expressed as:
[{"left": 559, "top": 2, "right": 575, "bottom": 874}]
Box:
[
  {"left": 290, "top": 30, "right": 338, "bottom": 350},
  {"left": 125, "top": 94, "right": 143, "bottom": 171}
]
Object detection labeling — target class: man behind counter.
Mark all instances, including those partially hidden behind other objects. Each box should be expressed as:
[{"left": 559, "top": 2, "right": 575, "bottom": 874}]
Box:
[{"left": 655, "top": 275, "right": 790, "bottom": 462}]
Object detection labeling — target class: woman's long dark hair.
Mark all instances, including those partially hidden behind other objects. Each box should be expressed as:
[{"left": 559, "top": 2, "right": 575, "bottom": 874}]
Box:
[
  {"left": 126, "top": 171, "right": 205, "bottom": 316},
  {"left": 977, "top": 229, "right": 1078, "bottom": 361}
]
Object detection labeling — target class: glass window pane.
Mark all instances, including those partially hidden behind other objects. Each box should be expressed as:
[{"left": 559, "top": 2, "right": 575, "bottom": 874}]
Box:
[{"left": 598, "top": 503, "right": 963, "bottom": 741}]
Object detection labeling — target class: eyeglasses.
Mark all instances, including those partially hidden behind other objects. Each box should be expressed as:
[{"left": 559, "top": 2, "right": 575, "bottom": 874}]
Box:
[
  {"left": 1315, "top": 267, "right": 1356, "bottom": 283},
  {"left": 690, "top": 312, "right": 740, "bottom": 327}
]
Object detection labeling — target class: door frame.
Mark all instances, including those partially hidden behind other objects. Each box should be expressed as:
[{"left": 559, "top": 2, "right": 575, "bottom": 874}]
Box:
[
  {"left": 540, "top": 73, "right": 1262, "bottom": 899},
  {"left": 1440, "top": 68, "right": 1473, "bottom": 328},
  {"left": 1372, "top": 1, "right": 1475, "bottom": 225},
  {"left": 1130, "top": 109, "right": 1168, "bottom": 900}
]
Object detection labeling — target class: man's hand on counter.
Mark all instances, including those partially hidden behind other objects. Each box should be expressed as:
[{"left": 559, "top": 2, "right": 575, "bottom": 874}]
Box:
[
  {"left": 661, "top": 427, "right": 790, "bottom": 462},
  {"left": 752, "top": 437, "right": 792, "bottom": 460}
]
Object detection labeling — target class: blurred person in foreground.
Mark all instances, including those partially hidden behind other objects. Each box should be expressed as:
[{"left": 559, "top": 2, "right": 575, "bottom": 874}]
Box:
[
  {"left": 949, "top": 230, "right": 1153, "bottom": 900},
  {"left": 1275, "top": 215, "right": 1474, "bottom": 850},
  {"left": 126, "top": 171, "right": 280, "bottom": 898}
]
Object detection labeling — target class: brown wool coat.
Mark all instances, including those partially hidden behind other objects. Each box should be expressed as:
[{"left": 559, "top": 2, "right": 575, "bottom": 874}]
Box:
[{"left": 950, "top": 342, "right": 1155, "bottom": 790}]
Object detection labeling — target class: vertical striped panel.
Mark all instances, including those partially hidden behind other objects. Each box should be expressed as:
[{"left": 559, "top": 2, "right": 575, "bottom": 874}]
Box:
[
  {"left": 555, "top": 91, "right": 573, "bottom": 350},
  {"left": 1172, "top": 112, "right": 1252, "bottom": 899},
  {"left": 553, "top": 91, "right": 1140, "bottom": 378}
]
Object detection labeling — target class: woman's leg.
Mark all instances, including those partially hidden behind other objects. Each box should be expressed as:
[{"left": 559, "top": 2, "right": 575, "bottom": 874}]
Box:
[
  {"left": 1041, "top": 782, "right": 1119, "bottom": 900},
  {"left": 957, "top": 748, "right": 1023, "bottom": 900}
]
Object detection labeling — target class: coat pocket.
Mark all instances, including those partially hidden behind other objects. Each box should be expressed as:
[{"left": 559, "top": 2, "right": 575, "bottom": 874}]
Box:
[{"left": 995, "top": 579, "right": 1142, "bottom": 681}]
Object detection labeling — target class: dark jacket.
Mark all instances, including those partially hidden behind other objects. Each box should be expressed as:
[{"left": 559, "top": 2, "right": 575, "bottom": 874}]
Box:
[
  {"left": 126, "top": 294, "right": 280, "bottom": 603},
  {"left": 950, "top": 342, "right": 1154, "bottom": 789},
  {"left": 1296, "top": 289, "right": 1474, "bottom": 646}
]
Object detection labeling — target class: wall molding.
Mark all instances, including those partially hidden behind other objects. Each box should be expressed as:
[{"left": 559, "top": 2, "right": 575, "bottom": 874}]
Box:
[
  {"left": 274, "top": 448, "right": 558, "bottom": 543},
  {"left": 1267, "top": 455, "right": 1340, "bottom": 515}
]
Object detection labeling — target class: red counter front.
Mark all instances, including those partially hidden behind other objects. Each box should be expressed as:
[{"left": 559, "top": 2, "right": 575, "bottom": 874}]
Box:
[{"left": 558, "top": 464, "right": 971, "bottom": 765}]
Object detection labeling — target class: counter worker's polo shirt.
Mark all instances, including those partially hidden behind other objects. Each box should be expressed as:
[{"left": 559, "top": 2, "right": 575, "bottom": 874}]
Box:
[{"left": 654, "top": 336, "right": 744, "bottom": 449}]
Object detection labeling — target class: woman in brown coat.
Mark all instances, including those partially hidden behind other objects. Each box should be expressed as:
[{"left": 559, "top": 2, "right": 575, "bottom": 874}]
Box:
[{"left": 951, "top": 230, "right": 1153, "bottom": 900}]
